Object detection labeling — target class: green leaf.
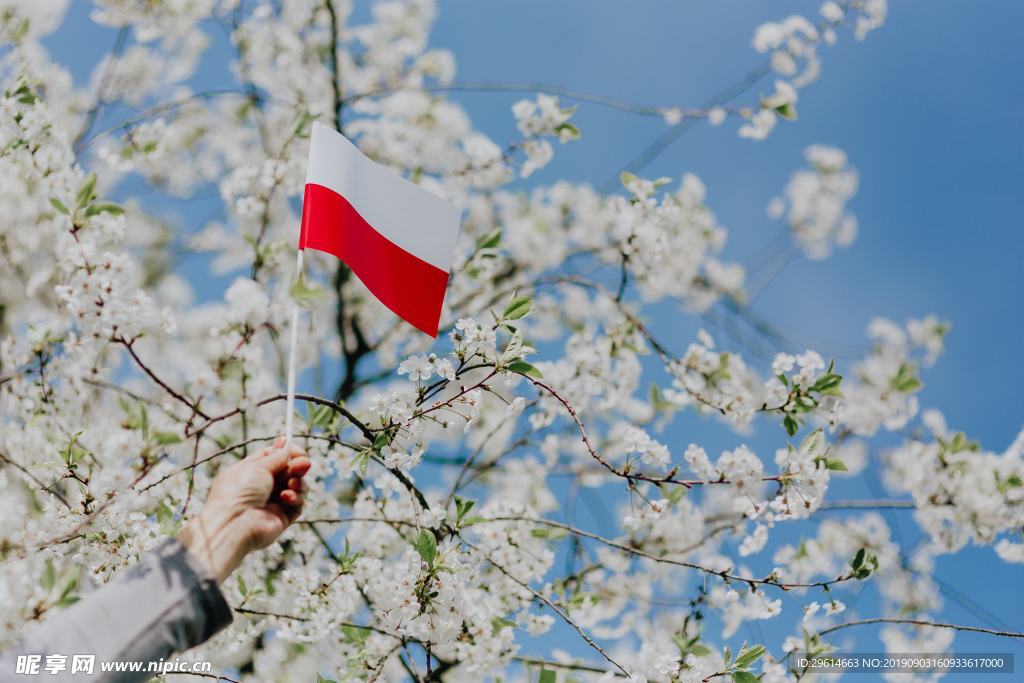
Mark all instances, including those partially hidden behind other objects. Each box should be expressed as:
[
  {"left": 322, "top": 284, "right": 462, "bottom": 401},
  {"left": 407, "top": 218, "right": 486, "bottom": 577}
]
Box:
[
  {"left": 85, "top": 202, "right": 125, "bottom": 217},
  {"left": 41, "top": 559, "right": 56, "bottom": 592},
  {"left": 413, "top": 529, "right": 437, "bottom": 567},
  {"left": 49, "top": 198, "right": 69, "bottom": 215},
  {"left": 795, "top": 395, "right": 817, "bottom": 412},
  {"left": 811, "top": 372, "right": 843, "bottom": 396},
  {"left": 290, "top": 270, "right": 325, "bottom": 304},
  {"left": 735, "top": 644, "right": 766, "bottom": 669},
  {"left": 732, "top": 672, "right": 759, "bottom": 683},
  {"left": 291, "top": 109, "right": 317, "bottom": 138},
  {"left": 506, "top": 360, "right": 543, "bottom": 378},
  {"left": 663, "top": 482, "right": 687, "bottom": 505},
  {"left": 783, "top": 414, "right": 799, "bottom": 437},
  {"left": 341, "top": 624, "right": 371, "bottom": 643},
  {"left": 822, "top": 456, "right": 847, "bottom": 472},
  {"left": 775, "top": 102, "right": 798, "bottom": 121},
  {"left": 307, "top": 402, "right": 335, "bottom": 430},
  {"left": 502, "top": 295, "right": 532, "bottom": 320},
  {"left": 850, "top": 548, "right": 866, "bottom": 571},
  {"left": 649, "top": 383, "right": 673, "bottom": 412},
  {"left": 154, "top": 431, "right": 183, "bottom": 446},
  {"left": 10, "top": 18, "right": 30, "bottom": 43},
  {"left": 800, "top": 428, "right": 826, "bottom": 457},
  {"left": 476, "top": 228, "right": 502, "bottom": 250},
  {"left": 554, "top": 121, "right": 581, "bottom": 140},
  {"left": 891, "top": 362, "right": 923, "bottom": 393},
  {"left": 58, "top": 567, "right": 79, "bottom": 598},
  {"left": 56, "top": 569, "right": 78, "bottom": 606},
  {"left": 454, "top": 495, "right": 476, "bottom": 523},
  {"left": 620, "top": 171, "right": 638, "bottom": 188},
  {"left": 76, "top": 173, "right": 97, "bottom": 209},
  {"left": 156, "top": 501, "right": 175, "bottom": 528},
  {"left": 487, "top": 617, "right": 515, "bottom": 634},
  {"left": 59, "top": 432, "right": 88, "bottom": 469},
  {"left": 941, "top": 431, "right": 978, "bottom": 454},
  {"left": 538, "top": 670, "right": 556, "bottom": 683},
  {"left": 851, "top": 552, "right": 880, "bottom": 579}
]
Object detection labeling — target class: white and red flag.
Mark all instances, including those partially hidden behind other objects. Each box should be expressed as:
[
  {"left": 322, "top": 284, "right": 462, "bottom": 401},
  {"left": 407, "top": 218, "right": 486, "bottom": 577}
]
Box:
[{"left": 299, "top": 121, "right": 461, "bottom": 337}]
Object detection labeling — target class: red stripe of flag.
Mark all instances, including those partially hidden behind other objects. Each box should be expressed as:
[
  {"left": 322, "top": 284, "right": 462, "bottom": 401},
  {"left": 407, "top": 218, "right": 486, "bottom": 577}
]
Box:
[{"left": 299, "top": 183, "right": 450, "bottom": 337}]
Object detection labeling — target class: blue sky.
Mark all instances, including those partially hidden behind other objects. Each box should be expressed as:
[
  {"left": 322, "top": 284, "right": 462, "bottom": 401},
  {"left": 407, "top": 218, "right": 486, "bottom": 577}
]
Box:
[{"left": 43, "top": 0, "right": 1023, "bottom": 673}]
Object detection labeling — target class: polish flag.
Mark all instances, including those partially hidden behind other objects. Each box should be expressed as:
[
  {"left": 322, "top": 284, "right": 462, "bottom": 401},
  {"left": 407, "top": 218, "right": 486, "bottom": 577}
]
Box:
[{"left": 299, "top": 122, "right": 461, "bottom": 337}]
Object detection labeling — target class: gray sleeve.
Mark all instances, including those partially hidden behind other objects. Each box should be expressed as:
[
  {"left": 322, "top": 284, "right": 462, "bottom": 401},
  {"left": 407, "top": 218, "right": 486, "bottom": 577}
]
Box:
[{"left": 1, "top": 538, "right": 233, "bottom": 683}]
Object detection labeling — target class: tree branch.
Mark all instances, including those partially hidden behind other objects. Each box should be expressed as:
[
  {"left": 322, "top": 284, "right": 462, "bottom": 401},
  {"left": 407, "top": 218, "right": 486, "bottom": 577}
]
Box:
[
  {"left": 116, "top": 336, "right": 209, "bottom": 420},
  {"left": 816, "top": 618, "right": 1024, "bottom": 640},
  {"left": 461, "top": 536, "right": 628, "bottom": 677}
]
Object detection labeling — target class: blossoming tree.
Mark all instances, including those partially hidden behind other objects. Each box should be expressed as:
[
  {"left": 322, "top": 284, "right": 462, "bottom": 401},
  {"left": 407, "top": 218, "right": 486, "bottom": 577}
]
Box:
[{"left": 0, "top": 1, "right": 1021, "bottom": 682}]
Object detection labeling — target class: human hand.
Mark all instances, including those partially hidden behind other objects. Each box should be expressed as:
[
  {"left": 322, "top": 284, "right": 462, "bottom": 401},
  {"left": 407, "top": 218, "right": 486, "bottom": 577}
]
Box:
[{"left": 178, "top": 437, "right": 311, "bottom": 583}]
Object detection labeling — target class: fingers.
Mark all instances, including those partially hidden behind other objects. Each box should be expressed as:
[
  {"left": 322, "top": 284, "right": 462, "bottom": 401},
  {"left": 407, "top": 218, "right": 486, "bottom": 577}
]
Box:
[
  {"left": 255, "top": 440, "right": 305, "bottom": 473},
  {"left": 279, "top": 477, "right": 306, "bottom": 525},
  {"left": 257, "top": 447, "right": 290, "bottom": 474},
  {"left": 287, "top": 454, "right": 311, "bottom": 477},
  {"left": 244, "top": 437, "right": 309, "bottom": 519},
  {"left": 273, "top": 435, "right": 305, "bottom": 457},
  {"left": 243, "top": 436, "right": 305, "bottom": 460},
  {"left": 271, "top": 441, "right": 308, "bottom": 508},
  {"left": 282, "top": 473, "right": 306, "bottom": 499},
  {"left": 282, "top": 499, "right": 303, "bottom": 524}
]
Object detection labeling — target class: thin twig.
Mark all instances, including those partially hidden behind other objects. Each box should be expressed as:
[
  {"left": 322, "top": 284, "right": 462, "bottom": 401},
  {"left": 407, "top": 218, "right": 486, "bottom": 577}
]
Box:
[
  {"left": 820, "top": 500, "right": 915, "bottom": 511},
  {"left": 600, "top": 60, "right": 772, "bottom": 192},
  {"left": 346, "top": 80, "right": 718, "bottom": 119},
  {"left": 138, "top": 432, "right": 361, "bottom": 491},
  {"left": 187, "top": 392, "right": 371, "bottom": 440},
  {"left": 522, "top": 371, "right": 781, "bottom": 490},
  {"left": 116, "top": 337, "right": 209, "bottom": 420},
  {"left": 73, "top": 26, "right": 130, "bottom": 152},
  {"left": 461, "top": 536, "right": 629, "bottom": 676},
  {"left": 513, "top": 656, "right": 611, "bottom": 675},
  {"left": 816, "top": 618, "right": 1024, "bottom": 640},
  {"left": 0, "top": 450, "right": 72, "bottom": 510},
  {"left": 77, "top": 89, "right": 250, "bottom": 151},
  {"left": 483, "top": 515, "right": 856, "bottom": 591}
]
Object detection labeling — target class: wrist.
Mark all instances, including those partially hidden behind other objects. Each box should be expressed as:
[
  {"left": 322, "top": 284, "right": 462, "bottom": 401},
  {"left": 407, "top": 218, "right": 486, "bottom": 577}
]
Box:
[{"left": 177, "top": 505, "right": 250, "bottom": 584}]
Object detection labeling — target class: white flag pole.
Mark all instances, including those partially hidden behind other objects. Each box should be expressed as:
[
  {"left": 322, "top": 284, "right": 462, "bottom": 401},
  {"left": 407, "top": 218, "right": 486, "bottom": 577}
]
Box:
[{"left": 284, "top": 248, "right": 305, "bottom": 447}]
